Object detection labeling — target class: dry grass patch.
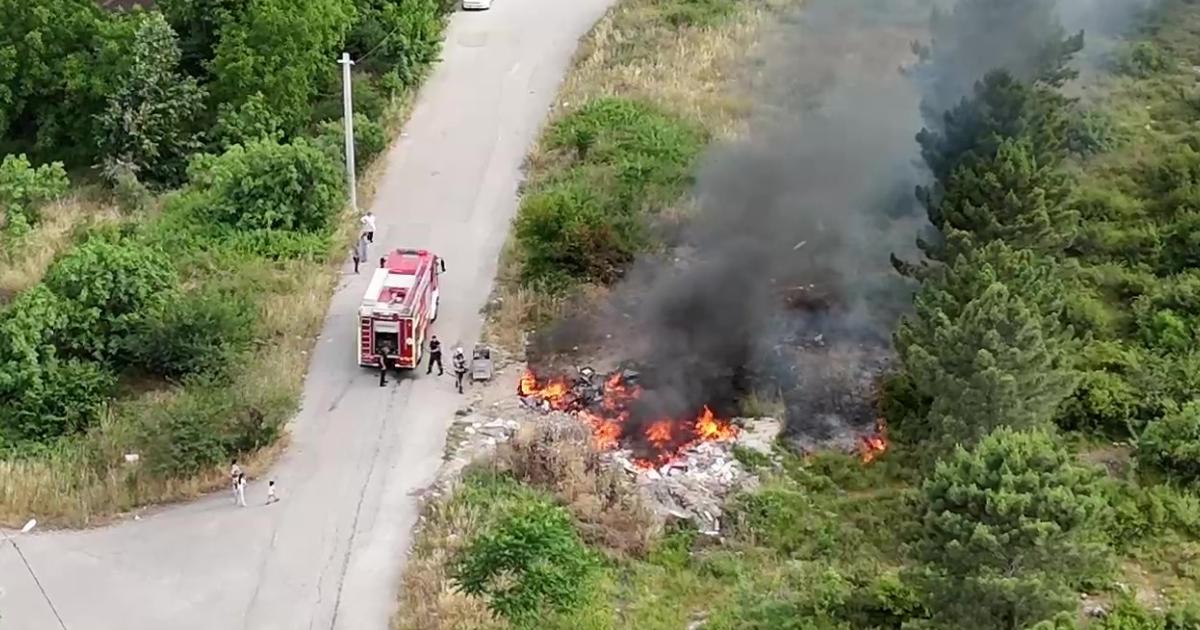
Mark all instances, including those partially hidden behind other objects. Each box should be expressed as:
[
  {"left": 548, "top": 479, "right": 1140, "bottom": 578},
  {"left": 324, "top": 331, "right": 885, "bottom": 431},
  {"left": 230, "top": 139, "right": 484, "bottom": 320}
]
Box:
[{"left": 0, "top": 194, "right": 121, "bottom": 301}]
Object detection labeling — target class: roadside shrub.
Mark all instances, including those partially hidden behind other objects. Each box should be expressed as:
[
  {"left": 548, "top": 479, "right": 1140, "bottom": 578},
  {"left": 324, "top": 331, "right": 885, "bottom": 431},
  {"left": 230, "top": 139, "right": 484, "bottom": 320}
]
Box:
[
  {"left": 515, "top": 177, "right": 642, "bottom": 288},
  {"left": 137, "top": 387, "right": 231, "bottom": 478},
  {"left": 1138, "top": 402, "right": 1200, "bottom": 484},
  {"left": 451, "top": 499, "right": 600, "bottom": 627},
  {"left": 0, "top": 154, "right": 69, "bottom": 232},
  {"left": 313, "top": 113, "right": 389, "bottom": 175},
  {"left": 43, "top": 235, "right": 177, "bottom": 365},
  {"left": 187, "top": 138, "right": 344, "bottom": 233},
  {"left": 128, "top": 287, "right": 256, "bottom": 380}
]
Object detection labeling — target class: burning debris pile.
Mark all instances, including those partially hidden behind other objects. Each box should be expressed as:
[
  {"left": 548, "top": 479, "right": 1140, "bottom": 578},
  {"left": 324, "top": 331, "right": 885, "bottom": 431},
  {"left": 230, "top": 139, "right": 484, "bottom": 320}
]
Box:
[{"left": 518, "top": 367, "right": 740, "bottom": 468}]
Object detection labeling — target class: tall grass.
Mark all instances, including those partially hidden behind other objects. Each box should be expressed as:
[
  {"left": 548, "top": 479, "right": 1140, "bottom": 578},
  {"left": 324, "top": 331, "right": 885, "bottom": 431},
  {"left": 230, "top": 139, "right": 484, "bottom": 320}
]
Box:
[
  {"left": 484, "top": 0, "right": 771, "bottom": 356},
  {"left": 0, "top": 194, "right": 122, "bottom": 301}
]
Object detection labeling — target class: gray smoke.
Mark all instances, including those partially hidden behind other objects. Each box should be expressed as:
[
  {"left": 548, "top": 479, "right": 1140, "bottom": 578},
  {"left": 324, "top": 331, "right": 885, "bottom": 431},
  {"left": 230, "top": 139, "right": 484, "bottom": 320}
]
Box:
[{"left": 534, "top": 0, "right": 1156, "bottom": 450}]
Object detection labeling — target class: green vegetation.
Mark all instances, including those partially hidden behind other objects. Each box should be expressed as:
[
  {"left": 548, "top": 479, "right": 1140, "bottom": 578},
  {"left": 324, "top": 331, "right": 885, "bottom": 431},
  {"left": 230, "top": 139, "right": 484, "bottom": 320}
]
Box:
[
  {"left": 515, "top": 98, "right": 707, "bottom": 288},
  {"left": 451, "top": 493, "right": 601, "bottom": 626},
  {"left": 0, "top": 0, "right": 453, "bottom": 525},
  {"left": 419, "top": 0, "right": 1200, "bottom": 627}
]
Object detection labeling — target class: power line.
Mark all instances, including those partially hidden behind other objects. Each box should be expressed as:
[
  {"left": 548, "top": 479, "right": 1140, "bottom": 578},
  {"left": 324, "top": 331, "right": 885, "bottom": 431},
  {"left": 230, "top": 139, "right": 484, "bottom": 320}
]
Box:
[{"left": 2, "top": 538, "right": 69, "bottom": 630}]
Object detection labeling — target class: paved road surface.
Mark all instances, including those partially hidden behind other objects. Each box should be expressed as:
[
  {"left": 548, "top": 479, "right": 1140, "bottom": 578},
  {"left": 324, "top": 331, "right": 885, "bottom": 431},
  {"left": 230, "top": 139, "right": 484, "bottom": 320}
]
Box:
[{"left": 0, "top": 2, "right": 613, "bottom": 628}]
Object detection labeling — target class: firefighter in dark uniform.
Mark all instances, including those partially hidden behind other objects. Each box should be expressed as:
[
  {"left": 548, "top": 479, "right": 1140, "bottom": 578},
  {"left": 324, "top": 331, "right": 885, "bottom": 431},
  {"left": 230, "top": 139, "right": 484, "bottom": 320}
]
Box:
[
  {"left": 452, "top": 347, "right": 468, "bottom": 394},
  {"left": 426, "top": 335, "right": 444, "bottom": 375},
  {"left": 377, "top": 339, "right": 394, "bottom": 386}
]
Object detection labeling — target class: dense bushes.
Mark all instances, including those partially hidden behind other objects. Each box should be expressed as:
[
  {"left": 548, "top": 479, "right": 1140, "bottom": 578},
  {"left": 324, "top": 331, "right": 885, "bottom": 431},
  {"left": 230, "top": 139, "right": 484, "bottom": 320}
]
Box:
[
  {"left": 44, "top": 236, "right": 177, "bottom": 364},
  {"left": 0, "top": 154, "right": 69, "bottom": 234},
  {"left": 129, "top": 288, "right": 256, "bottom": 380},
  {"left": 515, "top": 98, "right": 706, "bottom": 288},
  {"left": 1138, "top": 402, "right": 1200, "bottom": 484},
  {"left": 188, "top": 138, "right": 344, "bottom": 233},
  {"left": 452, "top": 498, "right": 600, "bottom": 626}
]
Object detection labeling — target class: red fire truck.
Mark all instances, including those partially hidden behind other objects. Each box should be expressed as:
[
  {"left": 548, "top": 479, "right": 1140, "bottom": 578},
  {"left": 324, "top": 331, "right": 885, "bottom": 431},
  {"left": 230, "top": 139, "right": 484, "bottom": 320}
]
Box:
[{"left": 358, "top": 248, "right": 443, "bottom": 369}]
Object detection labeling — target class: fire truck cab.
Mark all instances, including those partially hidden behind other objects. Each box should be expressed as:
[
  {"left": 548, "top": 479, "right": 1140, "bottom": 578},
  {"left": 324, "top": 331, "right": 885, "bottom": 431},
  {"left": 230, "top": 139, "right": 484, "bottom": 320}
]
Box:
[{"left": 358, "top": 248, "right": 442, "bottom": 370}]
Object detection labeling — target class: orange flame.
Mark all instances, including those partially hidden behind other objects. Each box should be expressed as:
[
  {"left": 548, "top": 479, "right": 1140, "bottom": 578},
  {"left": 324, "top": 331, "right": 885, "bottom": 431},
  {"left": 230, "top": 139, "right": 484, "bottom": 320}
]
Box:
[
  {"left": 519, "top": 369, "right": 740, "bottom": 466},
  {"left": 859, "top": 417, "right": 888, "bottom": 463}
]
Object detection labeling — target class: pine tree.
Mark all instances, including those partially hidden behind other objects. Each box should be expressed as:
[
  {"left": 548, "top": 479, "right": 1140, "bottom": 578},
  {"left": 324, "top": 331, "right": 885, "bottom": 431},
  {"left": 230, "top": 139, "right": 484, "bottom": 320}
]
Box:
[
  {"left": 921, "top": 137, "right": 1077, "bottom": 261},
  {"left": 917, "top": 71, "right": 1072, "bottom": 184},
  {"left": 914, "top": 0, "right": 1084, "bottom": 124},
  {"left": 894, "top": 243, "right": 1077, "bottom": 449},
  {"left": 908, "top": 427, "right": 1113, "bottom": 630}
]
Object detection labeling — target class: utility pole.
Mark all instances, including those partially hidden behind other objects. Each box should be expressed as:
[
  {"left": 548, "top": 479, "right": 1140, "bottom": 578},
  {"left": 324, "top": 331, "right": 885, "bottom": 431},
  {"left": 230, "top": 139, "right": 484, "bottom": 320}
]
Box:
[{"left": 338, "top": 52, "right": 358, "bottom": 214}]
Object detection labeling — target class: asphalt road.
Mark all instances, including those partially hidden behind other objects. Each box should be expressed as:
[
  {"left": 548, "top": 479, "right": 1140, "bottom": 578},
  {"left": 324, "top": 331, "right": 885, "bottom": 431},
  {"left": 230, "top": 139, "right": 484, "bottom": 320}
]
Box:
[{"left": 0, "top": 2, "right": 613, "bottom": 628}]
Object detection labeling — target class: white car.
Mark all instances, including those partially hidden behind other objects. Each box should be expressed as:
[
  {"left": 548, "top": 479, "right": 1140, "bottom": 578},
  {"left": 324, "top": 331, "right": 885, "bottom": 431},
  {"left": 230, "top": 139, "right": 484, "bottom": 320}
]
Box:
[{"left": 462, "top": 0, "right": 492, "bottom": 9}]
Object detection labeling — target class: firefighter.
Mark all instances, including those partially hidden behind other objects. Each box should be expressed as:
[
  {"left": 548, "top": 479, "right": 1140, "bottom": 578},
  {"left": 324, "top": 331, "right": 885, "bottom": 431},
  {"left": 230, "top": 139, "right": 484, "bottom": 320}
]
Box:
[
  {"left": 452, "top": 347, "right": 468, "bottom": 394},
  {"left": 426, "top": 335, "right": 444, "bottom": 375},
  {"left": 377, "top": 339, "right": 393, "bottom": 386}
]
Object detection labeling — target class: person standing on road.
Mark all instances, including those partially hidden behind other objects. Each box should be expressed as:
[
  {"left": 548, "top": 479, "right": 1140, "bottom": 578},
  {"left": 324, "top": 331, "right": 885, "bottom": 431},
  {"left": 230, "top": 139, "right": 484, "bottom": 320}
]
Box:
[
  {"left": 352, "top": 234, "right": 369, "bottom": 274},
  {"left": 266, "top": 480, "right": 279, "bottom": 505},
  {"left": 427, "top": 335, "right": 443, "bottom": 375},
  {"left": 235, "top": 472, "right": 247, "bottom": 507},
  {"left": 230, "top": 459, "right": 242, "bottom": 504},
  {"left": 360, "top": 211, "right": 376, "bottom": 243},
  {"left": 452, "top": 347, "right": 468, "bottom": 394},
  {"left": 378, "top": 353, "right": 389, "bottom": 387}
]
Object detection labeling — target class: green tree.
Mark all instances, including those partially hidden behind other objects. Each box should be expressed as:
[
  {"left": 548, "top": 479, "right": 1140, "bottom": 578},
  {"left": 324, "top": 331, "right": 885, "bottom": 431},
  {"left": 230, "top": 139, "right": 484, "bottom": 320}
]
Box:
[
  {"left": 909, "top": 427, "right": 1113, "bottom": 630},
  {"left": 1138, "top": 401, "right": 1200, "bottom": 485},
  {"left": 893, "top": 243, "right": 1077, "bottom": 449},
  {"left": 922, "top": 136, "right": 1077, "bottom": 261},
  {"left": 0, "top": 285, "right": 115, "bottom": 444},
  {"left": 917, "top": 71, "right": 1072, "bottom": 185},
  {"left": 211, "top": 91, "right": 284, "bottom": 150},
  {"left": 345, "top": 0, "right": 448, "bottom": 82},
  {"left": 210, "top": 0, "right": 356, "bottom": 134},
  {"left": 0, "top": 1, "right": 139, "bottom": 164},
  {"left": 43, "top": 236, "right": 177, "bottom": 365},
  {"left": 159, "top": 0, "right": 250, "bottom": 78},
  {"left": 0, "top": 153, "right": 69, "bottom": 231},
  {"left": 914, "top": 0, "right": 1083, "bottom": 121},
  {"left": 187, "top": 138, "right": 344, "bottom": 233},
  {"left": 451, "top": 500, "right": 599, "bottom": 627},
  {"left": 96, "top": 12, "right": 207, "bottom": 188}
]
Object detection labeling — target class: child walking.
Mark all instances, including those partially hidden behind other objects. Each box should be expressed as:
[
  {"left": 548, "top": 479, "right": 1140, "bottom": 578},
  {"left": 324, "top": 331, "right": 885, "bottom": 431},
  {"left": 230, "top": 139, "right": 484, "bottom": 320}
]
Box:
[
  {"left": 266, "top": 480, "right": 280, "bottom": 505},
  {"left": 235, "top": 472, "right": 247, "bottom": 507}
]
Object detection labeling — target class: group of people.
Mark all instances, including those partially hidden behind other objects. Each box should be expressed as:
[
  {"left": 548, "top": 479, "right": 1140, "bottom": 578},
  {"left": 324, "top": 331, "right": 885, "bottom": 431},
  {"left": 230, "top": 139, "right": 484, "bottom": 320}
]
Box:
[
  {"left": 424, "top": 335, "right": 470, "bottom": 393},
  {"left": 229, "top": 460, "right": 279, "bottom": 508},
  {"left": 351, "top": 211, "right": 377, "bottom": 274},
  {"left": 380, "top": 334, "right": 468, "bottom": 392}
]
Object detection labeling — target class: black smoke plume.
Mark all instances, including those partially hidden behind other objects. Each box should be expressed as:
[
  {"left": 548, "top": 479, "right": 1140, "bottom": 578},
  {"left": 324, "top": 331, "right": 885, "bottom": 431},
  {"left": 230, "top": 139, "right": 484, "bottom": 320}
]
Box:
[{"left": 531, "top": 0, "right": 1154, "bottom": 451}]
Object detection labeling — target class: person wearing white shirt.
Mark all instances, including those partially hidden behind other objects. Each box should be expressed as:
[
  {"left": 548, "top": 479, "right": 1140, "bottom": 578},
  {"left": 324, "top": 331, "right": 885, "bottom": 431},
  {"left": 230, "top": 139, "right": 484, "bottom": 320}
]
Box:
[{"left": 360, "top": 211, "right": 376, "bottom": 243}]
